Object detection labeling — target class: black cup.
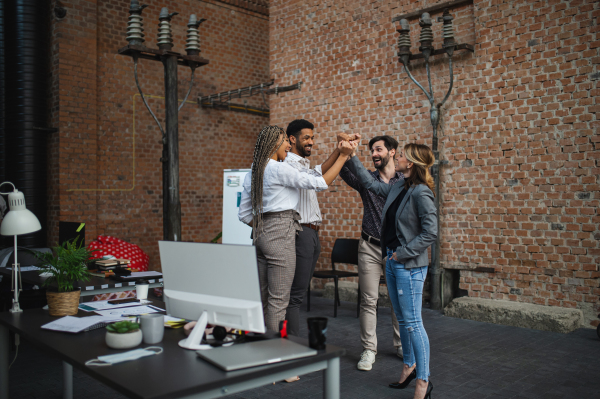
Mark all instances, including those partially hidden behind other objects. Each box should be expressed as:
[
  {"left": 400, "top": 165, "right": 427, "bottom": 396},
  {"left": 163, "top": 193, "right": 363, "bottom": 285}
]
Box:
[{"left": 307, "top": 317, "right": 328, "bottom": 350}]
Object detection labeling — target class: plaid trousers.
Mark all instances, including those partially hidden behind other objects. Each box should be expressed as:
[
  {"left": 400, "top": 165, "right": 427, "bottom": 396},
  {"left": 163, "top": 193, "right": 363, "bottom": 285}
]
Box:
[{"left": 254, "top": 210, "right": 301, "bottom": 332}]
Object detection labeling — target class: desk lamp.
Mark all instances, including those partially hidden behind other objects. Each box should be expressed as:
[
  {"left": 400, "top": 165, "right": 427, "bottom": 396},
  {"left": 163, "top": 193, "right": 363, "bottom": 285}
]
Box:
[{"left": 0, "top": 182, "right": 42, "bottom": 313}]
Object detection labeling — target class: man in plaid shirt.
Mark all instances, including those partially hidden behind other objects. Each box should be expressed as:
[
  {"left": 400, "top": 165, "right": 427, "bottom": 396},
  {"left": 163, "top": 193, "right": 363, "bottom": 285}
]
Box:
[{"left": 340, "top": 135, "right": 404, "bottom": 371}]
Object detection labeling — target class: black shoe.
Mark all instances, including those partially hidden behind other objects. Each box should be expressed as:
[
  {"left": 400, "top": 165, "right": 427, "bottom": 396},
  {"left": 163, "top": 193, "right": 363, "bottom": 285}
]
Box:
[
  {"left": 388, "top": 369, "right": 416, "bottom": 389},
  {"left": 424, "top": 380, "right": 433, "bottom": 398}
]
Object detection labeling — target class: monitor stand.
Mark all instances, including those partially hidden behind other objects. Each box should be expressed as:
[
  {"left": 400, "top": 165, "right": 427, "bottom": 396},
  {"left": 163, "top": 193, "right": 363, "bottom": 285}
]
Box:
[{"left": 179, "top": 311, "right": 212, "bottom": 350}]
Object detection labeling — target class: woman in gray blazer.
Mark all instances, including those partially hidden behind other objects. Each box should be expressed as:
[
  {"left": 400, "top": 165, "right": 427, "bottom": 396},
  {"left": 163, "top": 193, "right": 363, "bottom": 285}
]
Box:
[{"left": 346, "top": 143, "right": 437, "bottom": 399}]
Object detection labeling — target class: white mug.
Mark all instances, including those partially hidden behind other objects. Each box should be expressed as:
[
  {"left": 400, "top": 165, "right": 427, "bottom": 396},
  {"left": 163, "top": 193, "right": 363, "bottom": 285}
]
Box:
[{"left": 140, "top": 314, "right": 164, "bottom": 344}]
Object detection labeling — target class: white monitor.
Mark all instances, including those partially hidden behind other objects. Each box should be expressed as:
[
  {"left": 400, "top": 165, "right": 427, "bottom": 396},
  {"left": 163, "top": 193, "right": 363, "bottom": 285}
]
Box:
[{"left": 158, "top": 241, "right": 265, "bottom": 350}]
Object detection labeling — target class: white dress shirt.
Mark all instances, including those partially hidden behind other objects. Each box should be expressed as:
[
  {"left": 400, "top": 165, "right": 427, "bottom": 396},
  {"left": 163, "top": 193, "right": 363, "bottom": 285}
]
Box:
[
  {"left": 284, "top": 152, "right": 323, "bottom": 225},
  {"left": 238, "top": 159, "right": 328, "bottom": 225}
]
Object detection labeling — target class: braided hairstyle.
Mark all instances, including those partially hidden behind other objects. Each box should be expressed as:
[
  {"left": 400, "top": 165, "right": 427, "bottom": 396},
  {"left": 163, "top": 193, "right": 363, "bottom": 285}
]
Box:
[
  {"left": 403, "top": 143, "right": 436, "bottom": 196},
  {"left": 251, "top": 125, "right": 287, "bottom": 240}
]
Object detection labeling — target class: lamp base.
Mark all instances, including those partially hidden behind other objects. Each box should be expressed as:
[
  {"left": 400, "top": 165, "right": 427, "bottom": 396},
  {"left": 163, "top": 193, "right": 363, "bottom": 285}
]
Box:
[{"left": 9, "top": 300, "right": 23, "bottom": 313}]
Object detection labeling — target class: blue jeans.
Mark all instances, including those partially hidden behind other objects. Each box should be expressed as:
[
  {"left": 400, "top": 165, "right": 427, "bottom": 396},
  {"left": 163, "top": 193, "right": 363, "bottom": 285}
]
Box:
[{"left": 386, "top": 249, "right": 430, "bottom": 381}]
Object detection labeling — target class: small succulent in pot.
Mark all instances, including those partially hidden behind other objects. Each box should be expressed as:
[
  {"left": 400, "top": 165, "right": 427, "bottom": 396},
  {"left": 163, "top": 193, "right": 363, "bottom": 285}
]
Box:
[{"left": 106, "top": 320, "right": 140, "bottom": 334}]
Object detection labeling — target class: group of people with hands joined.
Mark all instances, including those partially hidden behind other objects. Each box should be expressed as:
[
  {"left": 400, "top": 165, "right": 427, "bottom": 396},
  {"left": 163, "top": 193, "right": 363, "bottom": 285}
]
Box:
[{"left": 239, "top": 119, "right": 437, "bottom": 399}]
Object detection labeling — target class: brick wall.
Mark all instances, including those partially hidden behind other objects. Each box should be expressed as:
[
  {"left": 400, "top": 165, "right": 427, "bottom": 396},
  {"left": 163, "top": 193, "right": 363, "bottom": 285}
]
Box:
[
  {"left": 269, "top": 0, "right": 599, "bottom": 327},
  {"left": 48, "top": 0, "right": 270, "bottom": 268}
]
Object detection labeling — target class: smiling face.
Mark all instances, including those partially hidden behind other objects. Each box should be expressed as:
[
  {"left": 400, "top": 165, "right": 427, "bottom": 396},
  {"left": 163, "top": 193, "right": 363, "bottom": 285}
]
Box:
[
  {"left": 290, "top": 128, "right": 314, "bottom": 158},
  {"left": 370, "top": 140, "right": 396, "bottom": 170},
  {"left": 395, "top": 148, "right": 413, "bottom": 177},
  {"left": 273, "top": 133, "right": 291, "bottom": 161}
]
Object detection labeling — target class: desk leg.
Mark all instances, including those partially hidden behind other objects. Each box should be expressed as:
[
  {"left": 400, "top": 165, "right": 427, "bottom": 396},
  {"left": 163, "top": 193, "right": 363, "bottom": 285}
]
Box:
[
  {"left": 62, "top": 361, "right": 73, "bottom": 399},
  {"left": 323, "top": 357, "right": 340, "bottom": 399},
  {"left": 0, "top": 325, "right": 8, "bottom": 399}
]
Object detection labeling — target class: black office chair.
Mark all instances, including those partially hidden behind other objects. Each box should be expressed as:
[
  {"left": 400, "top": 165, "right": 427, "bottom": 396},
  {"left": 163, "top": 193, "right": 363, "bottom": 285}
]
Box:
[{"left": 307, "top": 238, "right": 360, "bottom": 318}]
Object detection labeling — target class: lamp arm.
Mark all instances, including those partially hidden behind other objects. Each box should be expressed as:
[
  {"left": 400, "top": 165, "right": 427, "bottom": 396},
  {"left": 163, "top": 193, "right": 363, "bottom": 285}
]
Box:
[
  {"left": 438, "top": 56, "right": 454, "bottom": 108},
  {"left": 0, "top": 181, "right": 16, "bottom": 195},
  {"left": 178, "top": 67, "right": 196, "bottom": 111},
  {"left": 402, "top": 63, "right": 434, "bottom": 104},
  {"left": 10, "top": 234, "right": 22, "bottom": 313}
]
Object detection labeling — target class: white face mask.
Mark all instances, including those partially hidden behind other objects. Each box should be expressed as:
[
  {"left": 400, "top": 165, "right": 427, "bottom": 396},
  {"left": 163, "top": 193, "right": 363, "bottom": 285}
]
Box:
[{"left": 85, "top": 347, "right": 163, "bottom": 366}]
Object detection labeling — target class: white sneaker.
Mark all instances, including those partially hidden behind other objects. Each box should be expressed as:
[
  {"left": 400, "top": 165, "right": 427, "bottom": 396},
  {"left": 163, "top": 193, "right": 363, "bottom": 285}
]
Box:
[
  {"left": 357, "top": 349, "right": 376, "bottom": 371},
  {"left": 396, "top": 345, "right": 403, "bottom": 359}
]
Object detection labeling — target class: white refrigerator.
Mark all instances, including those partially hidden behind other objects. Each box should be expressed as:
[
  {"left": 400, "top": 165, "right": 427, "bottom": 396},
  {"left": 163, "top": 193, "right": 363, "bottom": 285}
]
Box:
[{"left": 222, "top": 169, "right": 252, "bottom": 245}]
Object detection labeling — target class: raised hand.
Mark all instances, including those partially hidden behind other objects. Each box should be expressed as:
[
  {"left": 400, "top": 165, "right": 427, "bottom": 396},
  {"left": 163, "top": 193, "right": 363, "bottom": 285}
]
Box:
[
  {"left": 337, "top": 132, "right": 361, "bottom": 143},
  {"left": 349, "top": 139, "right": 358, "bottom": 156},
  {"left": 339, "top": 140, "right": 354, "bottom": 156},
  {"left": 337, "top": 132, "right": 352, "bottom": 143}
]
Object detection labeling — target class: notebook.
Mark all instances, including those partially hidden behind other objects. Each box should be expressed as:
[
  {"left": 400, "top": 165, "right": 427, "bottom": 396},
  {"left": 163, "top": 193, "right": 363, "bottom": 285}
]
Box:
[
  {"left": 41, "top": 315, "right": 124, "bottom": 333},
  {"left": 196, "top": 338, "right": 317, "bottom": 371}
]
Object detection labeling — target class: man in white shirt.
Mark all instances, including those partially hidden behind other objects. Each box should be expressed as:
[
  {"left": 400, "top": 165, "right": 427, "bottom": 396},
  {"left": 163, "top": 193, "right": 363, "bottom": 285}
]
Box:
[
  {"left": 238, "top": 125, "right": 356, "bottom": 336},
  {"left": 283, "top": 119, "right": 359, "bottom": 337}
]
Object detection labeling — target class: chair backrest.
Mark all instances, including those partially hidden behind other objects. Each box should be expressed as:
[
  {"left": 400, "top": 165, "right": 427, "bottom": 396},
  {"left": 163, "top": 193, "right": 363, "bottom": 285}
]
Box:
[{"left": 330, "top": 238, "right": 359, "bottom": 270}]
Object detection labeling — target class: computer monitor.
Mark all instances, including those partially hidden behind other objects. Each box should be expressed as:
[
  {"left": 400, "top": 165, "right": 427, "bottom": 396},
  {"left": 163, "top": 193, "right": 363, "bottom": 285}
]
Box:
[{"left": 158, "top": 241, "right": 265, "bottom": 350}]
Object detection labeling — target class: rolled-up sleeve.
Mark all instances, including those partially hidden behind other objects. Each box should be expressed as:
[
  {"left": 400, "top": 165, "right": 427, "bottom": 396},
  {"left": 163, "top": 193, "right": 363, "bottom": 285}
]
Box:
[
  {"left": 277, "top": 162, "right": 328, "bottom": 192},
  {"left": 237, "top": 172, "right": 253, "bottom": 225},
  {"left": 313, "top": 164, "right": 323, "bottom": 176},
  {"left": 347, "top": 156, "right": 392, "bottom": 197}
]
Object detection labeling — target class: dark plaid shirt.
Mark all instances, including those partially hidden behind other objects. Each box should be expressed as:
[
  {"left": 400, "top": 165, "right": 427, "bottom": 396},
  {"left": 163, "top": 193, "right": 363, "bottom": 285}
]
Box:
[{"left": 339, "top": 164, "right": 403, "bottom": 240}]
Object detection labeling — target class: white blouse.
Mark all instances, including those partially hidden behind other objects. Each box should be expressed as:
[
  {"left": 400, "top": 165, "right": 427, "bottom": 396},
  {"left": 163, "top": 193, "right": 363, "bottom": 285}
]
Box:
[{"left": 238, "top": 159, "right": 328, "bottom": 225}]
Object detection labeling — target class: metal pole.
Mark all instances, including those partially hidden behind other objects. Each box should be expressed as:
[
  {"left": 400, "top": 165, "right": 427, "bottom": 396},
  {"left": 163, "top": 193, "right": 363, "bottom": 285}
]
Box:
[
  {"left": 0, "top": 325, "right": 8, "bottom": 399},
  {"left": 430, "top": 139, "right": 442, "bottom": 310},
  {"left": 163, "top": 54, "right": 181, "bottom": 242},
  {"left": 62, "top": 361, "right": 73, "bottom": 399},
  {"left": 323, "top": 357, "right": 340, "bottom": 399}
]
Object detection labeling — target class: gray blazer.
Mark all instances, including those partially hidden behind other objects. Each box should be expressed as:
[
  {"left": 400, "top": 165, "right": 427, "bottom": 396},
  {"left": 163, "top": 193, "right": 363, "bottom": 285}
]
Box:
[{"left": 346, "top": 156, "right": 437, "bottom": 269}]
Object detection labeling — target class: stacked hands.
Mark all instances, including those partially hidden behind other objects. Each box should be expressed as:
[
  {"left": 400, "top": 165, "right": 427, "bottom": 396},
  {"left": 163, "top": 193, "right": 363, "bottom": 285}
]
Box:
[{"left": 336, "top": 133, "right": 361, "bottom": 155}]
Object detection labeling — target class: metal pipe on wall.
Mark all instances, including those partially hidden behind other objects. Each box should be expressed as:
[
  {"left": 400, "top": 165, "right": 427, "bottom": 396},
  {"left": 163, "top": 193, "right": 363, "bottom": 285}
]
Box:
[
  {"left": 0, "top": 1, "right": 5, "bottom": 188},
  {"left": 2, "top": 0, "right": 51, "bottom": 248}
]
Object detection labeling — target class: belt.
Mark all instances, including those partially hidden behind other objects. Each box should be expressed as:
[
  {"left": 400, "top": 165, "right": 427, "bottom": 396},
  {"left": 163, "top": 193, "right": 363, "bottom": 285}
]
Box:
[
  {"left": 361, "top": 231, "right": 380, "bottom": 247},
  {"left": 301, "top": 223, "right": 320, "bottom": 232}
]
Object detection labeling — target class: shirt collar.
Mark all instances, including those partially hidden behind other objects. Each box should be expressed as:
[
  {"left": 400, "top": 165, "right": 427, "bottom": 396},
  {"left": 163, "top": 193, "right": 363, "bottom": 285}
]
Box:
[
  {"left": 373, "top": 169, "right": 402, "bottom": 182},
  {"left": 286, "top": 152, "right": 309, "bottom": 166}
]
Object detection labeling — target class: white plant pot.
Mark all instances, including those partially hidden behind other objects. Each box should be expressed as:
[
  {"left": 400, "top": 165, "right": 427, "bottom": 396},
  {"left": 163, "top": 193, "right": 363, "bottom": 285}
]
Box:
[{"left": 105, "top": 330, "right": 143, "bottom": 349}]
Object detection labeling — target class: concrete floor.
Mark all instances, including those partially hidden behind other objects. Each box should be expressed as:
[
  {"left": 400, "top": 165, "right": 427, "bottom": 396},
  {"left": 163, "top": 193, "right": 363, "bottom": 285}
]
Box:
[{"left": 7, "top": 293, "right": 600, "bottom": 398}]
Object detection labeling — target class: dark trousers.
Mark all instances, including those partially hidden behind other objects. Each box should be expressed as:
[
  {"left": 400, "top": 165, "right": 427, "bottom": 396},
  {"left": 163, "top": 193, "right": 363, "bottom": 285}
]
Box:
[{"left": 285, "top": 226, "right": 321, "bottom": 336}]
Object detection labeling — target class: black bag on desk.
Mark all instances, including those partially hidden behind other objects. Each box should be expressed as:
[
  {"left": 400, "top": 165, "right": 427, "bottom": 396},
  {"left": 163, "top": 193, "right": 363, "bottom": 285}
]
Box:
[{"left": 113, "top": 268, "right": 132, "bottom": 276}]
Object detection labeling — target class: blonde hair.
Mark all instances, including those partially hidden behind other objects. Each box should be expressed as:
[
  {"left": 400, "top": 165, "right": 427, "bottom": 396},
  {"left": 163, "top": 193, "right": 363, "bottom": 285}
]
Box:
[
  {"left": 403, "top": 143, "right": 435, "bottom": 195},
  {"left": 251, "top": 126, "right": 286, "bottom": 240}
]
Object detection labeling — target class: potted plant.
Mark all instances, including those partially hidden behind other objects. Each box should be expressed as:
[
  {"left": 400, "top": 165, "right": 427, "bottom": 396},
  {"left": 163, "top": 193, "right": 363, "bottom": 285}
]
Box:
[
  {"left": 35, "top": 238, "right": 95, "bottom": 316},
  {"left": 105, "top": 320, "right": 142, "bottom": 349}
]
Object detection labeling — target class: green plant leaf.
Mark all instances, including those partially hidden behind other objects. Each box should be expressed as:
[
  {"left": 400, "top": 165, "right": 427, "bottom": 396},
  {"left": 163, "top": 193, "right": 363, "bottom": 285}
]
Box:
[
  {"left": 34, "top": 237, "right": 95, "bottom": 293},
  {"left": 106, "top": 320, "right": 141, "bottom": 334}
]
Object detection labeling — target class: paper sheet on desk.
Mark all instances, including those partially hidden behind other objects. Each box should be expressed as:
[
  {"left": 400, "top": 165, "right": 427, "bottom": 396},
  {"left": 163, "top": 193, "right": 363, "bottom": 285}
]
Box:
[
  {"left": 94, "top": 305, "right": 164, "bottom": 317},
  {"left": 79, "top": 300, "right": 145, "bottom": 312},
  {"left": 42, "top": 315, "right": 125, "bottom": 333}
]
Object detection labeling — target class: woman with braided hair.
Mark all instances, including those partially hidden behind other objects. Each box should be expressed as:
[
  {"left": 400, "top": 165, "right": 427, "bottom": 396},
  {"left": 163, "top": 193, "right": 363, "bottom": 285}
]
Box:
[
  {"left": 346, "top": 143, "right": 437, "bottom": 399},
  {"left": 239, "top": 125, "right": 355, "bottom": 332}
]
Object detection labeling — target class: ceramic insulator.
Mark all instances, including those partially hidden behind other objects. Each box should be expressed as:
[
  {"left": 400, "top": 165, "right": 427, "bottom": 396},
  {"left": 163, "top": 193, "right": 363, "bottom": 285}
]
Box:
[
  {"left": 420, "top": 27, "right": 433, "bottom": 43},
  {"left": 397, "top": 33, "right": 411, "bottom": 48},
  {"left": 157, "top": 20, "right": 173, "bottom": 46},
  {"left": 186, "top": 27, "right": 200, "bottom": 51},
  {"left": 443, "top": 23, "right": 455, "bottom": 40},
  {"left": 126, "top": 14, "right": 145, "bottom": 44}
]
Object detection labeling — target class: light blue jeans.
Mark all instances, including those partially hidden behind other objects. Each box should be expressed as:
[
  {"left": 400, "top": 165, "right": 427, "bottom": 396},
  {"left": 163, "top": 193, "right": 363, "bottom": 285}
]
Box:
[{"left": 386, "top": 249, "right": 430, "bottom": 382}]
